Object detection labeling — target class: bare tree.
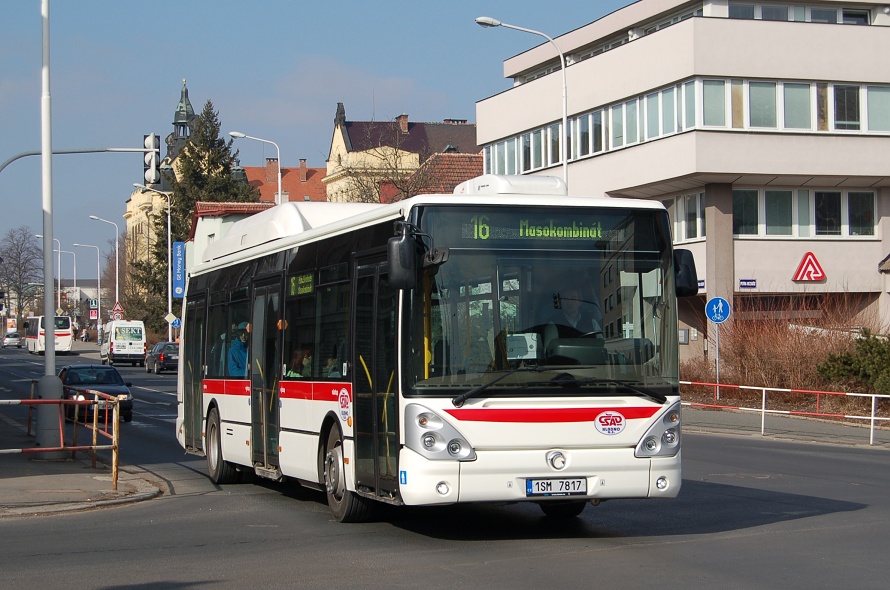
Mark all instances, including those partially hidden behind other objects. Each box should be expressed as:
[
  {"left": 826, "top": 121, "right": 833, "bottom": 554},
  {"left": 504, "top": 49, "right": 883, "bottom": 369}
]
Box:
[{"left": 0, "top": 227, "right": 43, "bottom": 328}]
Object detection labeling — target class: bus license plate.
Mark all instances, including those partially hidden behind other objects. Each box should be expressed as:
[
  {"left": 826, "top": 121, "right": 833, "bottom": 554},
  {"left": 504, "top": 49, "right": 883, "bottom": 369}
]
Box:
[{"left": 526, "top": 478, "right": 587, "bottom": 497}]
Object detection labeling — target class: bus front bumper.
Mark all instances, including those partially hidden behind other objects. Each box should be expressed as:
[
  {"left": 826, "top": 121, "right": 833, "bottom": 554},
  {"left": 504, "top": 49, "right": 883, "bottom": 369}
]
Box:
[{"left": 396, "top": 447, "right": 681, "bottom": 506}]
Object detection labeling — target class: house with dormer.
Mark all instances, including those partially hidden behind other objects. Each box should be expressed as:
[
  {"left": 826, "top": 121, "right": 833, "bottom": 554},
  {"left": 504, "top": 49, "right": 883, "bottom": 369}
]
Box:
[{"left": 324, "top": 102, "right": 479, "bottom": 202}]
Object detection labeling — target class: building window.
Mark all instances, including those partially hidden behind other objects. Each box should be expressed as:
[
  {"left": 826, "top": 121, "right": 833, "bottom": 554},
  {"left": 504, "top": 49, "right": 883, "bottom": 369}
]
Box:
[
  {"left": 728, "top": 3, "right": 755, "bottom": 19},
  {"left": 646, "top": 92, "right": 660, "bottom": 138},
  {"left": 814, "top": 191, "right": 841, "bottom": 235},
  {"left": 761, "top": 5, "right": 789, "bottom": 21},
  {"left": 797, "top": 190, "right": 810, "bottom": 237},
  {"left": 867, "top": 86, "right": 890, "bottom": 131},
  {"left": 810, "top": 8, "right": 837, "bottom": 23},
  {"left": 662, "top": 86, "right": 676, "bottom": 134},
  {"left": 765, "top": 190, "right": 792, "bottom": 235},
  {"left": 681, "top": 193, "right": 705, "bottom": 240},
  {"left": 783, "top": 83, "right": 811, "bottom": 129},
  {"left": 684, "top": 81, "right": 696, "bottom": 128},
  {"left": 848, "top": 192, "right": 875, "bottom": 236},
  {"left": 626, "top": 99, "right": 639, "bottom": 144},
  {"left": 749, "top": 81, "right": 777, "bottom": 128},
  {"left": 703, "top": 80, "right": 726, "bottom": 126},
  {"left": 592, "top": 110, "right": 604, "bottom": 153},
  {"left": 548, "top": 124, "right": 560, "bottom": 165},
  {"left": 577, "top": 115, "right": 590, "bottom": 157},
  {"left": 733, "top": 189, "right": 759, "bottom": 235},
  {"left": 834, "top": 85, "right": 860, "bottom": 130},
  {"left": 532, "top": 130, "right": 543, "bottom": 169},
  {"left": 521, "top": 133, "right": 531, "bottom": 172},
  {"left": 842, "top": 9, "right": 870, "bottom": 25},
  {"left": 611, "top": 104, "right": 624, "bottom": 148}
]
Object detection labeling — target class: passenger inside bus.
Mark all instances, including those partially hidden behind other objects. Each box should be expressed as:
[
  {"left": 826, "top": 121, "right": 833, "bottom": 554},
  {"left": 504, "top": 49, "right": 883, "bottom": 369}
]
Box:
[
  {"left": 286, "top": 347, "right": 312, "bottom": 378},
  {"left": 228, "top": 323, "right": 249, "bottom": 377}
]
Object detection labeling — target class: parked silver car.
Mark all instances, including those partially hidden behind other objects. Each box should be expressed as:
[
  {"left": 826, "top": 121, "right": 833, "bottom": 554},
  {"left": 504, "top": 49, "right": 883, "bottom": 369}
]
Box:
[{"left": 2, "top": 332, "right": 22, "bottom": 348}]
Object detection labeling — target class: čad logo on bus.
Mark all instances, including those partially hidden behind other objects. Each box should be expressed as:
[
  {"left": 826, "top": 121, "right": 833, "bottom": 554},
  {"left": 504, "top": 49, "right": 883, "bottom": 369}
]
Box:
[
  {"left": 595, "top": 411, "right": 626, "bottom": 435},
  {"left": 337, "top": 387, "right": 351, "bottom": 422}
]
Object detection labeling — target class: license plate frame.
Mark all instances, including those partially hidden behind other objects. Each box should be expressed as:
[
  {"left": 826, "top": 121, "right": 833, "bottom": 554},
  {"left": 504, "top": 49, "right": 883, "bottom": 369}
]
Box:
[{"left": 525, "top": 477, "right": 587, "bottom": 497}]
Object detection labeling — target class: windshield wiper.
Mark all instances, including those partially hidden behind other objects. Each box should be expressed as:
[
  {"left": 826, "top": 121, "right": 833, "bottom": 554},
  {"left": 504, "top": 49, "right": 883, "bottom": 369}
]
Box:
[
  {"left": 451, "top": 366, "right": 544, "bottom": 408},
  {"left": 527, "top": 374, "right": 669, "bottom": 404}
]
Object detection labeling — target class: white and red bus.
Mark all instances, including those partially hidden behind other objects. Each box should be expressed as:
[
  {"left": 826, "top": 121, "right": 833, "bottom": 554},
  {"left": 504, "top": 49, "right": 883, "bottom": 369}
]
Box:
[
  {"left": 176, "top": 174, "right": 698, "bottom": 522},
  {"left": 24, "top": 315, "right": 73, "bottom": 355}
]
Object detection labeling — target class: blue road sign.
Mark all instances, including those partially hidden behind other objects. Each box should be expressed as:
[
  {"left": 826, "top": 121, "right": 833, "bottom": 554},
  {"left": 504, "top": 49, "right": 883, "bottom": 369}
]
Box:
[
  {"left": 171, "top": 318, "right": 181, "bottom": 329},
  {"left": 706, "top": 297, "right": 731, "bottom": 323}
]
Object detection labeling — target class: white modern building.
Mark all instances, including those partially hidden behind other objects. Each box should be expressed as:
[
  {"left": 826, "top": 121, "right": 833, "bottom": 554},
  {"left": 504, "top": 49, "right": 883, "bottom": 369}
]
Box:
[{"left": 476, "top": 0, "right": 890, "bottom": 359}]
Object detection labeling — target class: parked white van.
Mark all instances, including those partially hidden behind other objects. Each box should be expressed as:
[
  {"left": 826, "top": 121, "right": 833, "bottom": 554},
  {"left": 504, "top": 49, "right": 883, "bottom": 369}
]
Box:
[{"left": 100, "top": 320, "right": 147, "bottom": 366}]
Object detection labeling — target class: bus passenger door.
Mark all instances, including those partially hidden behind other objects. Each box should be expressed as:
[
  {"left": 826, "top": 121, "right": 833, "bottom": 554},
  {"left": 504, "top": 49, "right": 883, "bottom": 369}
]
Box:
[
  {"left": 353, "top": 261, "right": 399, "bottom": 500},
  {"left": 250, "top": 279, "right": 283, "bottom": 472},
  {"left": 182, "top": 295, "right": 206, "bottom": 452}
]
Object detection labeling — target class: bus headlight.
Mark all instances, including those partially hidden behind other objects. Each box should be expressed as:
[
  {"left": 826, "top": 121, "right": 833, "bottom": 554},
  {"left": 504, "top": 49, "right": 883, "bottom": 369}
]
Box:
[
  {"left": 405, "top": 404, "right": 476, "bottom": 461},
  {"left": 635, "top": 401, "right": 681, "bottom": 458}
]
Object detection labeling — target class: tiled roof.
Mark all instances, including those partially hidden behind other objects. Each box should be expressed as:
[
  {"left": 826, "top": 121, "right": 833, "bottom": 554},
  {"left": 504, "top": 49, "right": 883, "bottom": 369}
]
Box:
[
  {"left": 412, "top": 152, "right": 484, "bottom": 195},
  {"left": 188, "top": 201, "right": 274, "bottom": 240},
  {"left": 345, "top": 121, "right": 479, "bottom": 157},
  {"left": 243, "top": 162, "right": 327, "bottom": 203}
]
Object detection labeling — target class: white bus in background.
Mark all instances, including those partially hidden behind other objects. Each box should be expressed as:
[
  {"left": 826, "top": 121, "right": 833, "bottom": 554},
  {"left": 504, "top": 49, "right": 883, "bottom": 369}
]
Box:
[
  {"left": 176, "top": 174, "right": 698, "bottom": 522},
  {"left": 24, "top": 315, "right": 73, "bottom": 355}
]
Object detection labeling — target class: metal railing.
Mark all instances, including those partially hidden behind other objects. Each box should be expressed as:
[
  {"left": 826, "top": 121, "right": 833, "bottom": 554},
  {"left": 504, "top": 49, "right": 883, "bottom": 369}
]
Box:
[
  {"left": 0, "top": 381, "right": 120, "bottom": 489},
  {"left": 681, "top": 380, "right": 890, "bottom": 446}
]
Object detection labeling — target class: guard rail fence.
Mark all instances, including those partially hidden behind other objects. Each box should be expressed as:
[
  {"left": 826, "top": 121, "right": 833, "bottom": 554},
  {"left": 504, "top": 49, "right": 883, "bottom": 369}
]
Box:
[
  {"left": 0, "top": 380, "right": 121, "bottom": 489},
  {"left": 681, "top": 380, "right": 890, "bottom": 446}
]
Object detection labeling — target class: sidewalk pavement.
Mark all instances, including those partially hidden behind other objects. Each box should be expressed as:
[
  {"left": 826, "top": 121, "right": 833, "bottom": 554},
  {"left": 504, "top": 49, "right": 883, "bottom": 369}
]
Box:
[
  {"left": 1, "top": 342, "right": 887, "bottom": 517},
  {"left": 0, "top": 340, "right": 164, "bottom": 518}
]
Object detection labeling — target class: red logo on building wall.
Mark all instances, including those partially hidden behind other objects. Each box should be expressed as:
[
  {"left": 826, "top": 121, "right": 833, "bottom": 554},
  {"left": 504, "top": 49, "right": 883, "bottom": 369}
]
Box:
[{"left": 792, "top": 252, "right": 826, "bottom": 281}]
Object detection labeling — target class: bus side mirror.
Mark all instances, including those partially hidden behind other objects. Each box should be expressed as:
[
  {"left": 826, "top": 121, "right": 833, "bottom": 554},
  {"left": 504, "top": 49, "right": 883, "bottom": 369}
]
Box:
[
  {"left": 387, "top": 233, "right": 418, "bottom": 290},
  {"left": 674, "top": 249, "right": 698, "bottom": 298}
]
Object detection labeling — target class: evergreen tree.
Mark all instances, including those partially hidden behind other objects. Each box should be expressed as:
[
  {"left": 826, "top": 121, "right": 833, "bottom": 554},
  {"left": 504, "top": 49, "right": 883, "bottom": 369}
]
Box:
[{"left": 130, "top": 100, "right": 259, "bottom": 333}]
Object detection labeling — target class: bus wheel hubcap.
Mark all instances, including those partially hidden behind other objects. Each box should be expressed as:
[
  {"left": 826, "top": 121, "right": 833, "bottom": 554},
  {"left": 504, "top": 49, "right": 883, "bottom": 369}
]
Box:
[{"left": 325, "top": 446, "right": 344, "bottom": 499}]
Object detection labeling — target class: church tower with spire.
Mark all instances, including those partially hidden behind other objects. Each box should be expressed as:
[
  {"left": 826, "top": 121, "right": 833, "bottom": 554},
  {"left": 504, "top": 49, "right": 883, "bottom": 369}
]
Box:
[{"left": 165, "top": 79, "right": 195, "bottom": 161}]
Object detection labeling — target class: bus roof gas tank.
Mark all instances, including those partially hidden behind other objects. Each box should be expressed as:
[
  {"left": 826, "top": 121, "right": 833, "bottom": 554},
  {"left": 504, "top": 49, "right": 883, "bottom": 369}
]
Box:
[{"left": 453, "top": 174, "right": 567, "bottom": 197}]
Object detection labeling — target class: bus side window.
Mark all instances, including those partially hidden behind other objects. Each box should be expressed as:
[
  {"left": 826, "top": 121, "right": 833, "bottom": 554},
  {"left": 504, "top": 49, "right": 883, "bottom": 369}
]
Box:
[
  {"left": 317, "top": 282, "right": 349, "bottom": 380},
  {"left": 206, "top": 302, "right": 229, "bottom": 379}
]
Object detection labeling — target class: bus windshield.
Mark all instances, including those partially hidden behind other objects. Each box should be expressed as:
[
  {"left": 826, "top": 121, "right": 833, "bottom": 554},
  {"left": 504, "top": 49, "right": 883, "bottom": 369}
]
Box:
[
  {"left": 40, "top": 316, "right": 71, "bottom": 330},
  {"left": 405, "top": 205, "right": 680, "bottom": 397}
]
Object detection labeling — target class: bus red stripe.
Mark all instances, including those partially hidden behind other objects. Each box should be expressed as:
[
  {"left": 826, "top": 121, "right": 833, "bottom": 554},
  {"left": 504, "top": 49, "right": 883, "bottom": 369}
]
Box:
[{"left": 444, "top": 407, "right": 660, "bottom": 423}]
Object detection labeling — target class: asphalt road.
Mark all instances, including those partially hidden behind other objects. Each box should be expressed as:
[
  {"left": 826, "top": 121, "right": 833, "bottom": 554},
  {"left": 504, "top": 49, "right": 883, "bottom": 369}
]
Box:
[{"left": 0, "top": 345, "right": 887, "bottom": 589}]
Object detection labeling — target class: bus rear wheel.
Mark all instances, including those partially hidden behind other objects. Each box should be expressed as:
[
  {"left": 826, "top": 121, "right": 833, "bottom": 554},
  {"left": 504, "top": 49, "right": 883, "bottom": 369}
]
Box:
[
  {"left": 206, "top": 407, "right": 237, "bottom": 484},
  {"left": 322, "top": 427, "right": 371, "bottom": 523}
]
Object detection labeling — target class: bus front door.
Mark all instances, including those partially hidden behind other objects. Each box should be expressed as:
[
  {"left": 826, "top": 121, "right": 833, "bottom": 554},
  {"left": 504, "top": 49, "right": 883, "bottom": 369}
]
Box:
[
  {"left": 182, "top": 295, "right": 206, "bottom": 452},
  {"left": 250, "top": 280, "right": 283, "bottom": 475},
  {"left": 353, "top": 261, "right": 399, "bottom": 501}
]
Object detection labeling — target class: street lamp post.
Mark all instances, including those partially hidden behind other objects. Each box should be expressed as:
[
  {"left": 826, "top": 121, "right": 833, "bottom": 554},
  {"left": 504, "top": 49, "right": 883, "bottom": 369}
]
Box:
[
  {"left": 134, "top": 183, "right": 173, "bottom": 341},
  {"left": 73, "top": 243, "right": 100, "bottom": 339},
  {"left": 89, "top": 215, "right": 119, "bottom": 305},
  {"left": 35, "top": 234, "right": 60, "bottom": 309},
  {"left": 228, "top": 131, "right": 283, "bottom": 205},
  {"left": 476, "top": 16, "right": 569, "bottom": 187}
]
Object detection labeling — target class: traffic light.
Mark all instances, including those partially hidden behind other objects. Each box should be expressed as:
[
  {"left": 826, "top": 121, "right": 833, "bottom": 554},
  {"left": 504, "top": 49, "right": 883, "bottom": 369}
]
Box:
[{"left": 144, "top": 133, "right": 161, "bottom": 184}]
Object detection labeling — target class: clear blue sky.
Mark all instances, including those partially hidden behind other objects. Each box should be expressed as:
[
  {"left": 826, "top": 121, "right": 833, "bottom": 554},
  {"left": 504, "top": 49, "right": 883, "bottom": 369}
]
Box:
[{"left": 1, "top": 0, "right": 628, "bottom": 279}]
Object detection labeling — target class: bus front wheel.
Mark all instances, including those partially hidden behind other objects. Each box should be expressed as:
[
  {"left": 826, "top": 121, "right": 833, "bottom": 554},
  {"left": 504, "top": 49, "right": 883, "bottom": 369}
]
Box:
[
  {"left": 322, "top": 427, "right": 371, "bottom": 523},
  {"left": 206, "top": 407, "right": 237, "bottom": 484}
]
